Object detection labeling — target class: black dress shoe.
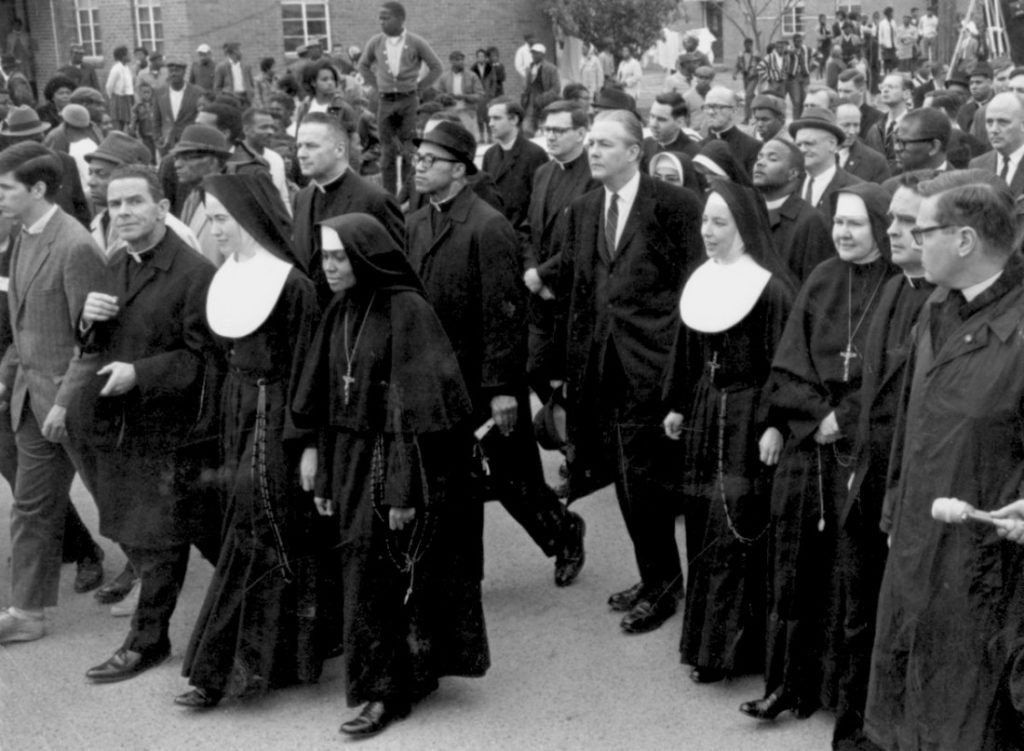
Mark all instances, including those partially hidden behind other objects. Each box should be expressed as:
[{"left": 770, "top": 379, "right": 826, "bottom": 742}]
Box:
[
  {"left": 689, "top": 666, "right": 726, "bottom": 684},
  {"left": 74, "top": 553, "right": 105, "bottom": 594},
  {"left": 608, "top": 582, "right": 645, "bottom": 612},
  {"left": 554, "top": 512, "right": 586, "bottom": 587},
  {"left": 739, "top": 689, "right": 797, "bottom": 720},
  {"left": 620, "top": 596, "right": 677, "bottom": 634},
  {"left": 95, "top": 564, "right": 137, "bottom": 604},
  {"left": 174, "top": 687, "right": 222, "bottom": 708},
  {"left": 86, "top": 647, "right": 170, "bottom": 683},
  {"left": 339, "top": 700, "right": 410, "bottom": 737}
]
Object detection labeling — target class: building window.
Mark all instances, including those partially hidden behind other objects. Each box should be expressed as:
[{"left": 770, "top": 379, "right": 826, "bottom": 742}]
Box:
[
  {"left": 75, "top": 0, "right": 102, "bottom": 57},
  {"left": 281, "top": 0, "right": 330, "bottom": 54},
  {"left": 781, "top": 1, "right": 806, "bottom": 36},
  {"left": 135, "top": 0, "right": 164, "bottom": 54}
]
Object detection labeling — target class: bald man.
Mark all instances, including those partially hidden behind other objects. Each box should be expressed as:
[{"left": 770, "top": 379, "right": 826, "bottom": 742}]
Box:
[
  {"left": 702, "top": 85, "right": 762, "bottom": 175},
  {"left": 969, "top": 91, "right": 1024, "bottom": 196},
  {"left": 836, "top": 103, "right": 891, "bottom": 183}
]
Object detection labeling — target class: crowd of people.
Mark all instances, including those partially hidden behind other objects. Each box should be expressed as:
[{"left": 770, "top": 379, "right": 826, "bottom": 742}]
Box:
[{"left": 0, "top": 1, "right": 1022, "bottom": 749}]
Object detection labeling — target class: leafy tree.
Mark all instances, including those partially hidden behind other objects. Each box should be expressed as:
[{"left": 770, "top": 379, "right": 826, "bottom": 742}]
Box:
[{"left": 541, "top": 0, "right": 679, "bottom": 55}]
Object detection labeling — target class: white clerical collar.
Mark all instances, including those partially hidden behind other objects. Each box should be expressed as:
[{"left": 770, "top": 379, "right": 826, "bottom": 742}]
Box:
[
  {"left": 206, "top": 248, "right": 293, "bottom": 338},
  {"left": 764, "top": 195, "right": 788, "bottom": 210},
  {"left": 22, "top": 204, "right": 58, "bottom": 235},
  {"left": 679, "top": 253, "right": 772, "bottom": 333},
  {"left": 961, "top": 270, "right": 1002, "bottom": 303}
]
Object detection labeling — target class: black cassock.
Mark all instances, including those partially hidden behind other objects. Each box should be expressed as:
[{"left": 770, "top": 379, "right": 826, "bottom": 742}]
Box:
[
  {"left": 664, "top": 276, "right": 793, "bottom": 675},
  {"left": 763, "top": 254, "right": 895, "bottom": 713}
]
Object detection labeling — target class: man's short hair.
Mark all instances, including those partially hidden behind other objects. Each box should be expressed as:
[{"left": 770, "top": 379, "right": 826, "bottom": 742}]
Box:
[
  {"left": 767, "top": 137, "right": 805, "bottom": 177},
  {"left": 0, "top": 142, "right": 61, "bottom": 199},
  {"left": 594, "top": 109, "right": 643, "bottom": 148},
  {"left": 299, "top": 111, "right": 353, "bottom": 141},
  {"left": 896, "top": 168, "right": 941, "bottom": 192},
  {"left": 806, "top": 84, "right": 839, "bottom": 110},
  {"left": 838, "top": 68, "right": 867, "bottom": 88},
  {"left": 927, "top": 90, "right": 967, "bottom": 119},
  {"left": 541, "top": 100, "right": 589, "bottom": 129},
  {"left": 269, "top": 92, "right": 296, "bottom": 114},
  {"left": 918, "top": 169, "right": 1017, "bottom": 256},
  {"left": 202, "top": 102, "right": 244, "bottom": 143},
  {"left": 902, "top": 107, "right": 951, "bottom": 149},
  {"left": 108, "top": 164, "right": 164, "bottom": 202},
  {"left": 562, "top": 82, "right": 588, "bottom": 101},
  {"left": 654, "top": 91, "right": 689, "bottom": 120},
  {"left": 426, "top": 111, "right": 463, "bottom": 127},
  {"left": 381, "top": 1, "right": 406, "bottom": 20},
  {"left": 487, "top": 96, "right": 524, "bottom": 125}
]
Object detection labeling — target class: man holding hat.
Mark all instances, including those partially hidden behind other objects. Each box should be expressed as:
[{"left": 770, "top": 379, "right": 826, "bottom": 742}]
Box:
[
  {"left": 750, "top": 94, "right": 787, "bottom": 142},
  {"left": 406, "top": 120, "right": 587, "bottom": 590},
  {"left": 58, "top": 44, "right": 100, "bottom": 92},
  {"left": 153, "top": 59, "right": 203, "bottom": 154},
  {"left": 189, "top": 44, "right": 215, "bottom": 92},
  {"left": 437, "top": 51, "right": 484, "bottom": 140},
  {"left": 522, "top": 43, "right": 560, "bottom": 136},
  {"left": 168, "top": 124, "right": 235, "bottom": 265},
  {"left": 790, "top": 105, "right": 862, "bottom": 223}
]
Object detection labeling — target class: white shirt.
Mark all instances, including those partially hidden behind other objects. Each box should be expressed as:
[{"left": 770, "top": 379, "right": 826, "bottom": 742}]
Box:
[
  {"left": 68, "top": 138, "right": 97, "bottom": 197},
  {"left": 262, "top": 147, "right": 292, "bottom": 215},
  {"left": 764, "top": 195, "right": 788, "bottom": 211},
  {"left": 879, "top": 18, "right": 896, "bottom": 48},
  {"left": 169, "top": 86, "right": 184, "bottom": 120},
  {"left": 514, "top": 43, "right": 533, "bottom": 81},
  {"left": 451, "top": 71, "right": 464, "bottom": 97},
  {"left": 920, "top": 14, "right": 939, "bottom": 38},
  {"left": 617, "top": 58, "right": 643, "bottom": 96},
  {"left": 603, "top": 170, "right": 640, "bottom": 250},
  {"left": 230, "top": 59, "right": 245, "bottom": 93},
  {"left": 23, "top": 204, "right": 59, "bottom": 235},
  {"left": 105, "top": 61, "right": 134, "bottom": 98},
  {"left": 384, "top": 31, "right": 406, "bottom": 79},
  {"left": 803, "top": 163, "right": 836, "bottom": 206},
  {"left": 998, "top": 141, "right": 1024, "bottom": 186},
  {"left": 962, "top": 271, "right": 1002, "bottom": 303}
]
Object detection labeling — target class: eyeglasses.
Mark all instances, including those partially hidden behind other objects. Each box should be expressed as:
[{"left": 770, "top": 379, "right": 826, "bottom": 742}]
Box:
[
  {"left": 702, "top": 103, "right": 734, "bottom": 112},
  {"left": 542, "top": 126, "right": 573, "bottom": 136},
  {"left": 910, "top": 224, "right": 955, "bottom": 243},
  {"left": 411, "top": 153, "right": 459, "bottom": 169},
  {"left": 893, "top": 136, "right": 936, "bottom": 148}
]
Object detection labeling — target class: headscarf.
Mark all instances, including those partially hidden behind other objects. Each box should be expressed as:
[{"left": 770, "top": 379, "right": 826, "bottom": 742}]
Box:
[
  {"left": 831, "top": 181, "right": 895, "bottom": 261},
  {"left": 649, "top": 151, "right": 685, "bottom": 184},
  {"left": 317, "top": 213, "right": 424, "bottom": 294},
  {"left": 201, "top": 172, "right": 302, "bottom": 270},
  {"left": 706, "top": 176, "right": 797, "bottom": 290},
  {"left": 693, "top": 140, "right": 753, "bottom": 187}
]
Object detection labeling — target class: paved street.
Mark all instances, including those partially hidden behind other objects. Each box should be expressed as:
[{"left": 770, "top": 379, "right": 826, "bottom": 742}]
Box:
[{"left": 0, "top": 441, "right": 833, "bottom": 751}]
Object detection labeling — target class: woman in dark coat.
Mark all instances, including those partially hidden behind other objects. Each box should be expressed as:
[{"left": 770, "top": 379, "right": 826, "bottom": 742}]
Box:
[
  {"left": 740, "top": 182, "right": 897, "bottom": 721},
  {"left": 176, "top": 172, "right": 322, "bottom": 708},
  {"left": 293, "top": 213, "right": 489, "bottom": 737},
  {"left": 663, "top": 179, "right": 795, "bottom": 684}
]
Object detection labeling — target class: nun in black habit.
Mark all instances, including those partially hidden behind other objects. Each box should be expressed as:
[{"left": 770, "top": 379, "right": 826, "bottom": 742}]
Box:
[
  {"left": 662, "top": 179, "right": 796, "bottom": 684},
  {"left": 293, "top": 214, "right": 489, "bottom": 738},
  {"left": 740, "top": 181, "right": 897, "bottom": 721},
  {"left": 177, "top": 173, "right": 322, "bottom": 708}
]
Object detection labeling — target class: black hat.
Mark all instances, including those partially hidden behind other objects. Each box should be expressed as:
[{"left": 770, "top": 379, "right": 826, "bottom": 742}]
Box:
[
  {"left": 413, "top": 121, "right": 478, "bottom": 175},
  {"left": 593, "top": 87, "right": 637, "bottom": 111}
]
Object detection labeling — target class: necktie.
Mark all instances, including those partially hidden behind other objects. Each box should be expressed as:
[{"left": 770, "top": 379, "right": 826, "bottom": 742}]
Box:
[
  {"left": 803, "top": 175, "right": 815, "bottom": 204},
  {"left": 1001, "top": 155, "right": 1011, "bottom": 183},
  {"left": 605, "top": 193, "right": 619, "bottom": 256},
  {"left": 885, "top": 119, "right": 895, "bottom": 143}
]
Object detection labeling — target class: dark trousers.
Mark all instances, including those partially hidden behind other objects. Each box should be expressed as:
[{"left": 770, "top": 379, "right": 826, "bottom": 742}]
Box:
[
  {"left": 786, "top": 76, "right": 809, "bottom": 120},
  {"left": 527, "top": 298, "right": 559, "bottom": 403},
  {"left": 602, "top": 344, "right": 683, "bottom": 597},
  {"left": 377, "top": 92, "right": 418, "bottom": 195},
  {"left": 122, "top": 531, "right": 220, "bottom": 655}
]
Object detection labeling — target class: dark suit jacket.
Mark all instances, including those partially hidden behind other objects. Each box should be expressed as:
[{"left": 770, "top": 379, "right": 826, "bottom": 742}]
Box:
[
  {"left": 710, "top": 125, "right": 761, "bottom": 177},
  {"left": 527, "top": 155, "right": 598, "bottom": 273},
  {"left": 292, "top": 168, "right": 404, "bottom": 308},
  {"left": 73, "top": 229, "right": 217, "bottom": 548},
  {"left": 813, "top": 167, "right": 863, "bottom": 224},
  {"left": 948, "top": 128, "right": 986, "bottom": 169},
  {"left": 403, "top": 171, "right": 505, "bottom": 215},
  {"left": 641, "top": 131, "right": 701, "bottom": 163},
  {"left": 213, "top": 59, "right": 255, "bottom": 97},
  {"left": 843, "top": 139, "right": 891, "bottom": 184},
  {"left": 153, "top": 83, "right": 203, "bottom": 153},
  {"left": 481, "top": 133, "right": 549, "bottom": 230},
  {"left": 912, "top": 79, "right": 935, "bottom": 109},
  {"left": 859, "top": 103, "right": 885, "bottom": 141},
  {"left": 969, "top": 150, "right": 1024, "bottom": 196},
  {"left": 556, "top": 174, "right": 702, "bottom": 496},
  {"left": 0, "top": 207, "right": 105, "bottom": 430},
  {"left": 766, "top": 191, "right": 835, "bottom": 283},
  {"left": 864, "top": 116, "right": 900, "bottom": 172},
  {"left": 406, "top": 186, "right": 526, "bottom": 408},
  {"left": 522, "top": 61, "right": 560, "bottom": 112}
]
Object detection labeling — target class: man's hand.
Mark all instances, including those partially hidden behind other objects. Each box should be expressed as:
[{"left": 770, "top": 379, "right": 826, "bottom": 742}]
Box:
[
  {"left": 41, "top": 404, "right": 67, "bottom": 443},
  {"left": 490, "top": 394, "right": 517, "bottom": 436},
  {"left": 97, "top": 362, "right": 137, "bottom": 397},
  {"left": 759, "top": 427, "right": 784, "bottom": 466},
  {"left": 299, "top": 447, "right": 317, "bottom": 492},
  {"left": 313, "top": 497, "right": 335, "bottom": 517},
  {"left": 663, "top": 411, "right": 684, "bottom": 440},
  {"left": 389, "top": 507, "right": 416, "bottom": 530},
  {"left": 523, "top": 268, "right": 543, "bottom": 294},
  {"left": 989, "top": 500, "right": 1024, "bottom": 544},
  {"left": 813, "top": 411, "right": 841, "bottom": 444},
  {"left": 82, "top": 292, "right": 119, "bottom": 325}
]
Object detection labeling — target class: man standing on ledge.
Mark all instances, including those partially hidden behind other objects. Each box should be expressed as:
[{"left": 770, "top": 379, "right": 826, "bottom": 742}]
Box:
[{"left": 359, "top": 2, "right": 443, "bottom": 195}]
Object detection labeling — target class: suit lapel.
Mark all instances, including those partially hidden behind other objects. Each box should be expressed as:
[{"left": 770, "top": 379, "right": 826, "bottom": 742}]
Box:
[
  {"left": 492, "top": 138, "right": 519, "bottom": 182},
  {"left": 121, "top": 238, "right": 174, "bottom": 307},
  {"left": 616, "top": 176, "right": 655, "bottom": 259},
  {"left": 15, "top": 214, "right": 59, "bottom": 317}
]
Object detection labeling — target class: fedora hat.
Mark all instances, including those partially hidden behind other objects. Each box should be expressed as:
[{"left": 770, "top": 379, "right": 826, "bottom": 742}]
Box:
[
  {"left": 413, "top": 121, "right": 478, "bottom": 175},
  {"left": 86, "top": 131, "right": 153, "bottom": 166},
  {"left": 61, "top": 103, "right": 90, "bottom": 129},
  {"left": 788, "top": 106, "right": 846, "bottom": 143},
  {"left": 0, "top": 105, "right": 50, "bottom": 136},
  {"left": 167, "top": 124, "right": 232, "bottom": 159}
]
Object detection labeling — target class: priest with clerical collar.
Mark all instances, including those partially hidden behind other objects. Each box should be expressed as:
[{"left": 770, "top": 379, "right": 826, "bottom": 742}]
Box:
[{"left": 701, "top": 85, "right": 761, "bottom": 176}]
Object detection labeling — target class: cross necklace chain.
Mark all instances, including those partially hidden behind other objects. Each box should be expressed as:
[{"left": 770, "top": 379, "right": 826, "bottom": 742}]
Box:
[
  {"left": 342, "top": 293, "right": 377, "bottom": 406},
  {"left": 842, "top": 268, "right": 883, "bottom": 382}
]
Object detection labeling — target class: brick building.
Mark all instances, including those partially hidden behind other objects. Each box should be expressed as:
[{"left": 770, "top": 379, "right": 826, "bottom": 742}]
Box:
[{"left": 9, "top": 0, "right": 552, "bottom": 96}]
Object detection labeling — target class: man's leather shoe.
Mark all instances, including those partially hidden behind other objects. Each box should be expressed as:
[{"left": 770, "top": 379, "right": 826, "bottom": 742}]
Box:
[
  {"left": 689, "top": 666, "right": 726, "bottom": 684},
  {"left": 339, "top": 700, "right": 410, "bottom": 737},
  {"left": 554, "top": 512, "right": 586, "bottom": 587},
  {"left": 0, "top": 608, "right": 45, "bottom": 644},
  {"left": 86, "top": 647, "right": 170, "bottom": 683},
  {"left": 74, "top": 553, "right": 105, "bottom": 594},
  {"left": 607, "top": 582, "right": 645, "bottom": 612},
  {"left": 174, "top": 687, "right": 222, "bottom": 708},
  {"left": 739, "top": 689, "right": 798, "bottom": 720},
  {"left": 95, "top": 564, "right": 136, "bottom": 604},
  {"left": 620, "top": 596, "right": 677, "bottom": 634}
]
